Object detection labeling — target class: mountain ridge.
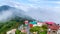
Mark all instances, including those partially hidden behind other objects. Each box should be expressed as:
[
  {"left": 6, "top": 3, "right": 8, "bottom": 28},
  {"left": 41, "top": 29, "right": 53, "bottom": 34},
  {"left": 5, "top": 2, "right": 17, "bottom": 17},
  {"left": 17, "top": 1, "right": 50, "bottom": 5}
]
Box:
[{"left": 0, "top": 5, "right": 35, "bottom": 22}]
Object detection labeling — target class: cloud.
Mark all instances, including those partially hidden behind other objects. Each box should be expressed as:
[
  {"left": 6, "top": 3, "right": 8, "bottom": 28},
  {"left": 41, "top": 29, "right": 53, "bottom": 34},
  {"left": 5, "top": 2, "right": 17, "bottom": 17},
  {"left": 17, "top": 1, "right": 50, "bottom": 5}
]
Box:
[
  {"left": 8, "top": 0, "right": 60, "bottom": 24},
  {"left": 6, "top": 0, "right": 40, "bottom": 12},
  {"left": 0, "top": 0, "right": 60, "bottom": 23},
  {"left": 25, "top": 7, "right": 60, "bottom": 24},
  {"left": 0, "top": 11, "right": 13, "bottom": 21}
]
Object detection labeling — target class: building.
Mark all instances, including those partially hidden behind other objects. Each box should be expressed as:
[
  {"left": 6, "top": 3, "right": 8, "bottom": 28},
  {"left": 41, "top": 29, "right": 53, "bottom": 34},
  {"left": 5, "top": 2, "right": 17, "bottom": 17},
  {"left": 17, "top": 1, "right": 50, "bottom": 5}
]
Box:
[
  {"left": 33, "top": 21, "right": 43, "bottom": 27},
  {"left": 37, "top": 22, "right": 43, "bottom": 26},
  {"left": 47, "top": 24, "right": 59, "bottom": 34},
  {"left": 57, "top": 26, "right": 60, "bottom": 34},
  {"left": 6, "top": 29, "right": 16, "bottom": 34}
]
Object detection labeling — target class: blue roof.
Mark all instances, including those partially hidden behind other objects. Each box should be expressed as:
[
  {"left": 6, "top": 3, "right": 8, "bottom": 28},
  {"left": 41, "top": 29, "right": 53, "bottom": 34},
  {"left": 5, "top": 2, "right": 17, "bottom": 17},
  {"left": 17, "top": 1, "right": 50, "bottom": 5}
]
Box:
[{"left": 29, "top": 21, "right": 37, "bottom": 24}]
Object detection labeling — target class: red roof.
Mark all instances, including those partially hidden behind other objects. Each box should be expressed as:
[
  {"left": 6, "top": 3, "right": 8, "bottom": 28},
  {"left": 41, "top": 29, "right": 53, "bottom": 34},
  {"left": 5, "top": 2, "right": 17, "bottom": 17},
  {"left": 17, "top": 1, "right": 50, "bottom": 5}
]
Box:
[
  {"left": 29, "top": 24, "right": 33, "bottom": 28},
  {"left": 48, "top": 24, "right": 59, "bottom": 30},
  {"left": 46, "top": 22, "right": 54, "bottom": 25}
]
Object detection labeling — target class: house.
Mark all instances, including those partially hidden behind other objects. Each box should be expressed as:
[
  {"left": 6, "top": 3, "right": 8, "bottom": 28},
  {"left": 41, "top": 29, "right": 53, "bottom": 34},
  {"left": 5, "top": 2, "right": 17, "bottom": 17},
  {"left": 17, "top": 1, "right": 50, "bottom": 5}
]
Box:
[
  {"left": 6, "top": 29, "right": 16, "bottom": 34},
  {"left": 21, "top": 27, "right": 27, "bottom": 33},
  {"left": 47, "top": 24, "right": 59, "bottom": 34},
  {"left": 33, "top": 21, "right": 43, "bottom": 27},
  {"left": 57, "top": 26, "right": 60, "bottom": 34},
  {"left": 45, "top": 22, "right": 54, "bottom": 25},
  {"left": 37, "top": 22, "right": 43, "bottom": 26}
]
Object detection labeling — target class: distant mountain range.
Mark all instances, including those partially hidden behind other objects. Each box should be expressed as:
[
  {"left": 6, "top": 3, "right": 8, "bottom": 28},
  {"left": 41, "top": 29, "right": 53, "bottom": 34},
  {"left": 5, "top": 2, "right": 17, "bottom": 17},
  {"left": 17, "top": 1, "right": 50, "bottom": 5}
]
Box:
[{"left": 0, "top": 5, "right": 35, "bottom": 22}]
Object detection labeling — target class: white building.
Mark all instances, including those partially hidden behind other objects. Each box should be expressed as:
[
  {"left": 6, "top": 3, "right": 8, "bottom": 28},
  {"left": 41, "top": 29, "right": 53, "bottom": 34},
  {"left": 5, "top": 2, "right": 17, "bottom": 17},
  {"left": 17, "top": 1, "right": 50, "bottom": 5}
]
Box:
[
  {"left": 57, "top": 27, "right": 60, "bottom": 34},
  {"left": 33, "top": 24, "right": 37, "bottom": 27},
  {"left": 37, "top": 22, "right": 43, "bottom": 26},
  {"left": 7, "top": 29, "right": 16, "bottom": 34},
  {"left": 33, "top": 22, "right": 43, "bottom": 27}
]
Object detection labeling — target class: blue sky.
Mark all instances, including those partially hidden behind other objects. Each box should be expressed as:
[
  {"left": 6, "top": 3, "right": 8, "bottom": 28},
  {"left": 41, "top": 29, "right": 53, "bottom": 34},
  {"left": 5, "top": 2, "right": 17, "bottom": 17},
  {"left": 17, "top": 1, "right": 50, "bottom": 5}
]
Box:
[
  {"left": 0, "top": 0, "right": 60, "bottom": 8},
  {"left": 0, "top": 0, "right": 60, "bottom": 23},
  {"left": 0, "top": 0, "right": 60, "bottom": 9}
]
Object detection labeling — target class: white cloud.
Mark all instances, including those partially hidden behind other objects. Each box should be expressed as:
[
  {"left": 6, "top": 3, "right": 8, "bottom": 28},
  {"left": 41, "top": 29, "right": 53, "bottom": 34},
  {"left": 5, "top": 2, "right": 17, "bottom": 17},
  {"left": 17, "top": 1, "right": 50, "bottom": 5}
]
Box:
[
  {"left": 6, "top": 1, "right": 40, "bottom": 12},
  {"left": 1, "top": 0, "right": 60, "bottom": 23},
  {"left": 0, "top": 11, "right": 13, "bottom": 21}
]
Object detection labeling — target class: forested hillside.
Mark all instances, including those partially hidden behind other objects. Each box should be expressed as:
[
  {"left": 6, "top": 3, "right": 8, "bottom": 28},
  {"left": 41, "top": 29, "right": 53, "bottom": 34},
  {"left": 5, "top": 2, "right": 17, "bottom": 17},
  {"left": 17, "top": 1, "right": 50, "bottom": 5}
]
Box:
[{"left": 0, "top": 16, "right": 35, "bottom": 34}]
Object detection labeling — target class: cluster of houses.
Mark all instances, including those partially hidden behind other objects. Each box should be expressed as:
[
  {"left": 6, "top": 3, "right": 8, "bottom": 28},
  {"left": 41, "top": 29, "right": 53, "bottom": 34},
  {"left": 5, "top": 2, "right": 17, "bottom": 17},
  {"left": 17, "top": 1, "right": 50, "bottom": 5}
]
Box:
[
  {"left": 46, "top": 22, "right": 60, "bottom": 34},
  {"left": 6, "top": 20, "right": 60, "bottom": 34},
  {"left": 24, "top": 20, "right": 60, "bottom": 34}
]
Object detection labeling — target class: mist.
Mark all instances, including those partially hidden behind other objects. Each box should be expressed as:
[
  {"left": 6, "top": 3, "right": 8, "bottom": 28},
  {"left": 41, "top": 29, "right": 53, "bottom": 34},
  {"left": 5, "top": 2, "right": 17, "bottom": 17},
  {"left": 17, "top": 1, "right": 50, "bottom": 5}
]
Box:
[
  {"left": 0, "top": 4, "right": 60, "bottom": 24},
  {"left": 26, "top": 8, "right": 60, "bottom": 24},
  {"left": 0, "top": 5, "right": 26, "bottom": 22}
]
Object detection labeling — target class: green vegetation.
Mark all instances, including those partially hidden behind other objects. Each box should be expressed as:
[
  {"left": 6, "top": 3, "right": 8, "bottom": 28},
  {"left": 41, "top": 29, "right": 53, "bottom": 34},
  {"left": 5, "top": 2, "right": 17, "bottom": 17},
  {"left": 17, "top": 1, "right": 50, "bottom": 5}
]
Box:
[
  {"left": 15, "top": 29, "right": 26, "bottom": 34},
  {"left": 0, "top": 20, "right": 21, "bottom": 34},
  {"left": 30, "top": 25, "right": 47, "bottom": 34},
  {"left": 0, "top": 16, "right": 48, "bottom": 34},
  {"left": 0, "top": 16, "right": 34, "bottom": 34},
  {"left": 30, "top": 26, "right": 41, "bottom": 32},
  {"left": 39, "top": 31, "right": 47, "bottom": 34},
  {"left": 42, "top": 25, "right": 48, "bottom": 31},
  {"left": 15, "top": 29, "right": 21, "bottom": 34}
]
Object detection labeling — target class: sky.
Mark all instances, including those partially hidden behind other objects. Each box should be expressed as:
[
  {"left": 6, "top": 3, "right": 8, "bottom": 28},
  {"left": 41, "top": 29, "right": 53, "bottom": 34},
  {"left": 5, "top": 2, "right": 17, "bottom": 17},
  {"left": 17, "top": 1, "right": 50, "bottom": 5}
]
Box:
[{"left": 0, "top": 0, "right": 60, "bottom": 23}]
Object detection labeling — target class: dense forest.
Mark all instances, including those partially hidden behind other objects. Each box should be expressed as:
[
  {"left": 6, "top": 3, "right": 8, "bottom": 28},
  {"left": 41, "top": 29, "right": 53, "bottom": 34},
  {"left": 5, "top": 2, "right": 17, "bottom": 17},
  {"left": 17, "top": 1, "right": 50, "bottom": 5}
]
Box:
[{"left": 0, "top": 16, "right": 35, "bottom": 34}]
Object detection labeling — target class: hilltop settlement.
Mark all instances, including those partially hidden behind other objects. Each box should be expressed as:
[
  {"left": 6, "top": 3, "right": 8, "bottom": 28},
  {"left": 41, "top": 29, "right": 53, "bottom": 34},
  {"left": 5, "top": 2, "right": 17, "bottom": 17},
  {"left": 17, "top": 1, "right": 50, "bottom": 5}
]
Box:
[{"left": 6, "top": 20, "right": 60, "bottom": 34}]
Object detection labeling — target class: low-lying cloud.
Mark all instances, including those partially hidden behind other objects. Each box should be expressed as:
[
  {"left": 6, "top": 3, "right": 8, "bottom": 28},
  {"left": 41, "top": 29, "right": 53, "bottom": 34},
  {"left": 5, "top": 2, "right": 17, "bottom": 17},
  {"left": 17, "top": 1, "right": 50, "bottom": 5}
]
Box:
[{"left": 0, "top": 0, "right": 60, "bottom": 24}]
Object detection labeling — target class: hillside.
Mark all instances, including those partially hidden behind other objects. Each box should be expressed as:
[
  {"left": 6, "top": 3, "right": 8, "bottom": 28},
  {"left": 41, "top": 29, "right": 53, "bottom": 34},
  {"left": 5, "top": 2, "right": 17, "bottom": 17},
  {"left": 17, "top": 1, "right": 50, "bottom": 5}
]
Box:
[{"left": 0, "top": 5, "right": 35, "bottom": 34}]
